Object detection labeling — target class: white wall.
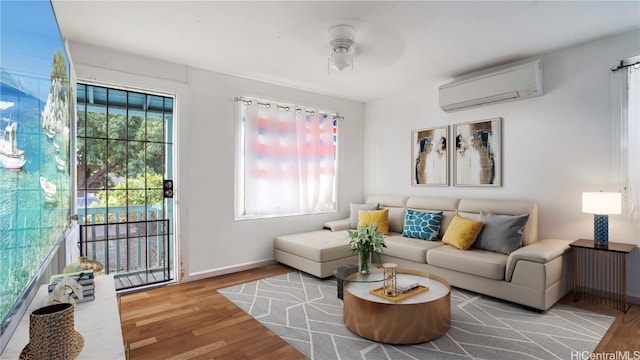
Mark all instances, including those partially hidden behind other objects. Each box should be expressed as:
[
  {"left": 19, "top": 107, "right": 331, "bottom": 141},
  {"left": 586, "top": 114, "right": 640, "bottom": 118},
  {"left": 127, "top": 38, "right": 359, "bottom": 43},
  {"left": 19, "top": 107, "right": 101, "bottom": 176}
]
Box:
[
  {"left": 68, "top": 42, "right": 365, "bottom": 282},
  {"left": 185, "top": 68, "right": 364, "bottom": 277},
  {"left": 364, "top": 29, "right": 640, "bottom": 300}
]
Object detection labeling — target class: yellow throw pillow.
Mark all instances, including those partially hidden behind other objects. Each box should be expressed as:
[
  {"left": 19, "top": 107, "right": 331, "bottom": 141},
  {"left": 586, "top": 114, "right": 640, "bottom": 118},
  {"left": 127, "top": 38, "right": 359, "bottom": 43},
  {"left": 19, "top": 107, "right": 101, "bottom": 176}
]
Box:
[
  {"left": 442, "top": 215, "right": 483, "bottom": 250},
  {"left": 358, "top": 208, "right": 390, "bottom": 235}
]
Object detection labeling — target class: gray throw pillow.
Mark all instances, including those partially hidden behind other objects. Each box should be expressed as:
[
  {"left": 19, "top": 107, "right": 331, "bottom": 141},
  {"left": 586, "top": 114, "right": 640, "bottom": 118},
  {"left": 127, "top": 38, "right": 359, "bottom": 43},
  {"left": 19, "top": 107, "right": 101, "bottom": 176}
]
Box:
[
  {"left": 349, "top": 203, "right": 379, "bottom": 228},
  {"left": 473, "top": 211, "right": 530, "bottom": 255}
]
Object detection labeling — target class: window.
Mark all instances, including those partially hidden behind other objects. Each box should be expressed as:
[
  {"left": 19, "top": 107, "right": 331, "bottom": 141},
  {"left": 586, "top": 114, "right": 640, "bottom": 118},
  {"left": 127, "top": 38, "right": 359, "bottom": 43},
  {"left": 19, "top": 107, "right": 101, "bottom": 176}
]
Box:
[
  {"left": 76, "top": 84, "right": 174, "bottom": 214},
  {"left": 612, "top": 57, "right": 640, "bottom": 223},
  {"left": 235, "top": 97, "right": 339, "bottom": 219}
]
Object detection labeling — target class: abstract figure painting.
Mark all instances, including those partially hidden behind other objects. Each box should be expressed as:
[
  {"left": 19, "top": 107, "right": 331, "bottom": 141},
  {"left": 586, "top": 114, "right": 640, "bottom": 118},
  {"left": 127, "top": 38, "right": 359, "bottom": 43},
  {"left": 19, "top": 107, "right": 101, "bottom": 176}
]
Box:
[
  {"left": 412, "top": 126, "right": 448, "bottom": 186},
  {"left": 454, "top": 118, "right": 501, "bottom": 186}
]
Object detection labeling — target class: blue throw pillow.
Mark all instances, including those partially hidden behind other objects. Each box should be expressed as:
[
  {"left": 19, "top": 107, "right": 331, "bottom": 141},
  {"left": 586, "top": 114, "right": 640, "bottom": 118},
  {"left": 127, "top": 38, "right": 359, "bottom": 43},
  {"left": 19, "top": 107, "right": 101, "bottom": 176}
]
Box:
[{"left": 402, "top": 210, "right": 443, "bottom": 241}]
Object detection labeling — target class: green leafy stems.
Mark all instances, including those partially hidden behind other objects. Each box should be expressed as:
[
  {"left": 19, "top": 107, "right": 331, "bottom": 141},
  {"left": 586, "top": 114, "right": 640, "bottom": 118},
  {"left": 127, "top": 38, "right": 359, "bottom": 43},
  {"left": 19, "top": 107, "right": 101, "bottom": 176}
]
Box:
[{"left": 348, "top": 223, "right": 387, "bottom": 264}]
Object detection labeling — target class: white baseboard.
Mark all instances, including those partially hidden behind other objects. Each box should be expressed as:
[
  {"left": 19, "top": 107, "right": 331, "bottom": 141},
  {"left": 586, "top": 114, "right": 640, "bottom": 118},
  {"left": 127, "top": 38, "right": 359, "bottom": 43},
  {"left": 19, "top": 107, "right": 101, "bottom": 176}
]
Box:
[{"left": 186, "top": 259, "right": 277, "bottom": 282}]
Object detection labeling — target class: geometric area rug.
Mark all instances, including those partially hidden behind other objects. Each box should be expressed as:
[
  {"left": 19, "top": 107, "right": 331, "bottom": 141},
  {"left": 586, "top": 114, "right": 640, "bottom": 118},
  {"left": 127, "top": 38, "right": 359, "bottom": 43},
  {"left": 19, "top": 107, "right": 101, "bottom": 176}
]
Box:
[{"left": 219, "top": 271, "right": 615, "bottom": 360}]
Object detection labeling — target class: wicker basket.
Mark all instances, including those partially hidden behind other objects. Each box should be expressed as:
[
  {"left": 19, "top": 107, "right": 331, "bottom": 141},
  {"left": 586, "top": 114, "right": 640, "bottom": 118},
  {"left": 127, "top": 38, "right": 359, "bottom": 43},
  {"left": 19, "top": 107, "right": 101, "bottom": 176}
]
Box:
[{"left": 20, "top": 303, "right": 84, "bottom": 360}]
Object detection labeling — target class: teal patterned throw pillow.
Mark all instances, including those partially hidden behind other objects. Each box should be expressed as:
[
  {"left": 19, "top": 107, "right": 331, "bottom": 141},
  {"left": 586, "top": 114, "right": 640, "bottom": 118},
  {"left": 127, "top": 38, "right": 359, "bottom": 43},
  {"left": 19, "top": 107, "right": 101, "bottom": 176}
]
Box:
[{"left": 402, "top": 210, "right": 443, "bottom": 241}]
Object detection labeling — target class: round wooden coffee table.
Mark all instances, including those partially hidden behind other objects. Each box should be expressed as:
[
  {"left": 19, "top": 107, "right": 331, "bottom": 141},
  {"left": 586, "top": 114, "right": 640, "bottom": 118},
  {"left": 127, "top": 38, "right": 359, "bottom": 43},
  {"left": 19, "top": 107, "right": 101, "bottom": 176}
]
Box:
[{"left": 343, "top": 269, "right": 450, "bottom": 344}]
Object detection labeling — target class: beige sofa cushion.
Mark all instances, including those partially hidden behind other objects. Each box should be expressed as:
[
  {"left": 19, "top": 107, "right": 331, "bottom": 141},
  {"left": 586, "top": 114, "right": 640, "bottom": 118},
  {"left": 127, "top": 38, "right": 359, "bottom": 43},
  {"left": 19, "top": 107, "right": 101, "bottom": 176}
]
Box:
[
  {"left": 382, "top": 235, "right": 444, "bottom": 263},
  {"left": 275, "top": 230, "right": 350, "bottom": 262},
  {"left": 426, "top": 245, "right": 508, "bottom": 280},
  {"left": 324, "top": 218, "right": 350, "bottom": 231}
]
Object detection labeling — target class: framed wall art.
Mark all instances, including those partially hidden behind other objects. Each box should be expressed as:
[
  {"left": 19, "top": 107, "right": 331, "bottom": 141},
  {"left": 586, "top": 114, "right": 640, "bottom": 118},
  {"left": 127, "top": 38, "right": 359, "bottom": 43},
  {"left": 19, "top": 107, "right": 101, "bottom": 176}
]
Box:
[
  {"left": 453, "top": 117, "right": 501, "bottom": 186},
  {"left": 411, "top": 125, "right": 448, "bottom": 186}
]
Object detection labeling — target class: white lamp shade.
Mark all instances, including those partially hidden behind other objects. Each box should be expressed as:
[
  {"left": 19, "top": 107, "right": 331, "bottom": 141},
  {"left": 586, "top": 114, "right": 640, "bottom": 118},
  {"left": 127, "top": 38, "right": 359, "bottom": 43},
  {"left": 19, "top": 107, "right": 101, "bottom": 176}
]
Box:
[
  {"left": 329, "top": 49, "right": 352, "bottom": 71},
  {"left": 582, "top": 192, "right": 622, "bottom": 214}
]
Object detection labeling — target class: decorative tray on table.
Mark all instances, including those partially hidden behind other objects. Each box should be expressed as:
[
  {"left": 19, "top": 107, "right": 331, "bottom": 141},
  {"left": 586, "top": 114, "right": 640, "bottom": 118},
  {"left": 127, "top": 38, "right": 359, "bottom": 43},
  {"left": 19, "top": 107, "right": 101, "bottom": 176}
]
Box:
[{"left": 369, "top": 285, "right": 429, "bottom": 303}]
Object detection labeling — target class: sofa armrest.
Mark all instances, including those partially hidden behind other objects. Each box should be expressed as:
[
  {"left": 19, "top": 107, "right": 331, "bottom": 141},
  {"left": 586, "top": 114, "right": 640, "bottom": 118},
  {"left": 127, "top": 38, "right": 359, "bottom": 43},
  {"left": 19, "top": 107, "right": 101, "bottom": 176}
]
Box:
[
  {"left": 505, "top": 239, "right": 572, "bottom": 281},
  {"left": 324, "top": 218, "right": 350, "bottom": 232}
]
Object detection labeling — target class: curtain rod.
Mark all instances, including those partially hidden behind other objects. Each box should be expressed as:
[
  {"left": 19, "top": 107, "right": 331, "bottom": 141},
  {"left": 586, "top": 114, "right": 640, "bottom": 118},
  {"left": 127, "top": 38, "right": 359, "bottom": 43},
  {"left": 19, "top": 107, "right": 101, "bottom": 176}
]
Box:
[
  {"left": 611, "top": 60, "right": 640, "bottom": 72},
  {"left": 234, "top": 96, "right": 344, "bottom": 121}
]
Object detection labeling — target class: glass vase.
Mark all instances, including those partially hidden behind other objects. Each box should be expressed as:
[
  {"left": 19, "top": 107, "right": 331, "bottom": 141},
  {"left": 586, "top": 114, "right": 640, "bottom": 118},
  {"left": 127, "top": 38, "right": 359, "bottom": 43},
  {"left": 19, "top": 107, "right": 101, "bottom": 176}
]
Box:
[{"left": 358, "top": 251, "right": 372, "bottom": 274}]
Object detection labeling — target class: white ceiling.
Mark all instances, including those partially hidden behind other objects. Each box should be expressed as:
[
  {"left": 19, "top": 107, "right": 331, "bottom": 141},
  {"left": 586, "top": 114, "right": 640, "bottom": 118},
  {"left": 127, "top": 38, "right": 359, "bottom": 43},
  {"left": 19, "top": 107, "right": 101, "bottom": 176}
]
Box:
[{"left": 51, "top": 1, "right": 640, "bottom": 103}]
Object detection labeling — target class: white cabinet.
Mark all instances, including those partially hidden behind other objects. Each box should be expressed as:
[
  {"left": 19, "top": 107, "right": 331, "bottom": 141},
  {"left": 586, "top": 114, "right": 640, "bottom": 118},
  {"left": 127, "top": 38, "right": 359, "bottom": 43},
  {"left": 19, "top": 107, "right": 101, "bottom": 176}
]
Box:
[{"left": 2, "top": 275, "right": 126, "bottom": 359}]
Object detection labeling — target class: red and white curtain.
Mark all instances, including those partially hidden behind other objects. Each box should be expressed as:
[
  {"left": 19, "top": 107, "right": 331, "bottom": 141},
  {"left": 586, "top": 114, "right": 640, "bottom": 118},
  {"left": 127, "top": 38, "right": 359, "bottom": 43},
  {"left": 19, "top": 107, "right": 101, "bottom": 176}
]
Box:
[{"left": 239, "top": 101, "right": 337, "bottom": 217}]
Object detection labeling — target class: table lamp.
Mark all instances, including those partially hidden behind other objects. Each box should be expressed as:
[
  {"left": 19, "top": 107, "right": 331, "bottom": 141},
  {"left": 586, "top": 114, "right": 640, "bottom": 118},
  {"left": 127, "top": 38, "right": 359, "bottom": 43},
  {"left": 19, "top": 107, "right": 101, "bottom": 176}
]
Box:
[{"left": 582, "top": 192, "right": 622, "bottom": 246}]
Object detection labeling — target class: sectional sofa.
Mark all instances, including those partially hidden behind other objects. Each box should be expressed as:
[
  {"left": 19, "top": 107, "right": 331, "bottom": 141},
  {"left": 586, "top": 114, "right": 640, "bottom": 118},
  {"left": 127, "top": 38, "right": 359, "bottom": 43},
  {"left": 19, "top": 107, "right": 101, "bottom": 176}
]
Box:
[{"left": 274, "top": 195, "right": 574, "bottom": 310}]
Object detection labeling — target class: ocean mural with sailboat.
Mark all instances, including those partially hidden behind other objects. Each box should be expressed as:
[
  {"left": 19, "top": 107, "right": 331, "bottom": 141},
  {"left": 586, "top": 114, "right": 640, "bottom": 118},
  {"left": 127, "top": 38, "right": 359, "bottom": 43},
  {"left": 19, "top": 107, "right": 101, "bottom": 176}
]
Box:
[{"left": 0, "top": 0, "right": 72, "bottom": 339}]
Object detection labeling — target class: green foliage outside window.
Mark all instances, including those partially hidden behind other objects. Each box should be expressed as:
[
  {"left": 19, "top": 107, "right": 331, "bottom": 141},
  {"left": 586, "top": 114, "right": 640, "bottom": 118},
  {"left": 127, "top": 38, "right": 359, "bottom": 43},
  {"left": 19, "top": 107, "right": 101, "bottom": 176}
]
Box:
[
  {"left": 95, "top": 173, "right": 164, "bottom": 206},
  {"left": 77, "top": 111, "right": 164, "bottom": 191}
]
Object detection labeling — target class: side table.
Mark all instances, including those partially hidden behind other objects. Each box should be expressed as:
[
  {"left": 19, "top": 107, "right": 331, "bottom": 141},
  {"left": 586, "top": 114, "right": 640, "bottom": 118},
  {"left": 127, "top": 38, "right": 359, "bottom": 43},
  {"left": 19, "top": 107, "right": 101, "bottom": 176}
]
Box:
[
  {"left": 570, "top": 239, "right": 636, "bottom": 312},
  {"left": 334, "top": 264, "right": 386, "bottom": 300},
  {"left": 2, "top": 275, "right": 126, "bottom": 359},
  {"left": 334, "top": 264, "right": 358, "bottom": 299}
]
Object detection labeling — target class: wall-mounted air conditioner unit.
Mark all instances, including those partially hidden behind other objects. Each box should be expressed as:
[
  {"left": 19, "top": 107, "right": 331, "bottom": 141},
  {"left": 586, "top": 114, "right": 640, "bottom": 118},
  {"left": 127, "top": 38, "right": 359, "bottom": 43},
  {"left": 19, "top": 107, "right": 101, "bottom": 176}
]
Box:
[{"left": 439, "top": 60, "right": 543, "bottom": 112}]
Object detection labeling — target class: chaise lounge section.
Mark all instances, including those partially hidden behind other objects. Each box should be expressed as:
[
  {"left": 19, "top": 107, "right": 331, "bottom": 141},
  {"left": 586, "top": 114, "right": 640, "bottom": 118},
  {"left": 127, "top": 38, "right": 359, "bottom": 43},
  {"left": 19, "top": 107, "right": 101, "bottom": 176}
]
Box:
[{"left": 274, "top": 195, "right": 574, "bottom": 310}]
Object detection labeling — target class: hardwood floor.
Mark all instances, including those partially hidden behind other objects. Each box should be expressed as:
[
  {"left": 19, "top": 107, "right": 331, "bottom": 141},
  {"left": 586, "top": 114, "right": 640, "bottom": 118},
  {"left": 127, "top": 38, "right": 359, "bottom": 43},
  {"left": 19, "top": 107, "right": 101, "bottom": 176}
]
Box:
[
  {"left": 119, "top": 264, "right": 304, "bottom": 360},
  {"left": 557, "top": 294, "right": 640, "bottom": 352},
  {"left": 120, "top": 264, "right": 640, "bottom": 359}
]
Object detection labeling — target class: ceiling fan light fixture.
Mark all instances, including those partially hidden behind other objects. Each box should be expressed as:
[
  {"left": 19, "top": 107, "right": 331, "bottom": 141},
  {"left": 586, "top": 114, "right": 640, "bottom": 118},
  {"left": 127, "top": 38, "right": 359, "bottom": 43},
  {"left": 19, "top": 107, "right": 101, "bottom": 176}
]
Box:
[
  {"left": 328, "top": 25, "right": 355, "bottom": 72},
  {"left": 329, "top": 47, "right": 352, "bottom": 71}
]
